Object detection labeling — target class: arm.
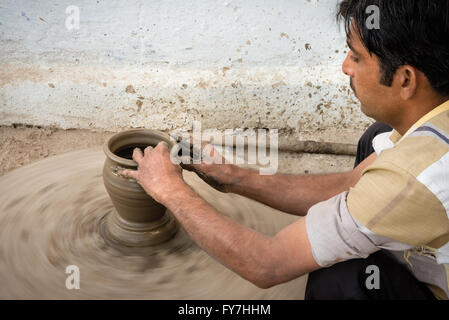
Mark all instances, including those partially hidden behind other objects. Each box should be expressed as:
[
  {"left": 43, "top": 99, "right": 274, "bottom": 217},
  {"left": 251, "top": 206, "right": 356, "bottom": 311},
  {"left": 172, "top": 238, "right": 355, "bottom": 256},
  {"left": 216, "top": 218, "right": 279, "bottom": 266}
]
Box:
[
  {"left": 119, "top": 143, "right": 321, "bottom": 288},
  {"left": 164, "top": 181, "right": 320, "bottom": 288},
  {"left": 184, "top": 146, "right": 378, "bottom": 216}
]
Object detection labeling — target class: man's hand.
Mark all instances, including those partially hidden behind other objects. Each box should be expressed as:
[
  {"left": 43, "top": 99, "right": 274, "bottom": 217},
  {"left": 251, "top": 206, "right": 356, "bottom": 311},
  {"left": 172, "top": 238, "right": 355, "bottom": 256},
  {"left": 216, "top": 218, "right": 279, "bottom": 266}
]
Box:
[
  {"left": 180, "top": 143, "right": 240, "bottom": 193},
  {"left": 118, "top": 142, "right": 186, "bottom": 204}
]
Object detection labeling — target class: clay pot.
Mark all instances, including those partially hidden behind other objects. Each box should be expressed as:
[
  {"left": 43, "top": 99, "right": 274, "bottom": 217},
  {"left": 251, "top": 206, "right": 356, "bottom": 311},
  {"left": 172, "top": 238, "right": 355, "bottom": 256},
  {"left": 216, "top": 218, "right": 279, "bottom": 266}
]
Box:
[{"left": 103, "top": 129, "right": 178, "bottom": 246}]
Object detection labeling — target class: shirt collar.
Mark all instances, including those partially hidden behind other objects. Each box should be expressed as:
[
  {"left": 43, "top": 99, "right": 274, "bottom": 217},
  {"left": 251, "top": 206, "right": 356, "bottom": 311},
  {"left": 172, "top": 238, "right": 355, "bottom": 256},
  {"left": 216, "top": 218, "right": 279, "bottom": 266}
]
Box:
[{"left": 394, "top": 99, "right": 449, "bottom": 144}]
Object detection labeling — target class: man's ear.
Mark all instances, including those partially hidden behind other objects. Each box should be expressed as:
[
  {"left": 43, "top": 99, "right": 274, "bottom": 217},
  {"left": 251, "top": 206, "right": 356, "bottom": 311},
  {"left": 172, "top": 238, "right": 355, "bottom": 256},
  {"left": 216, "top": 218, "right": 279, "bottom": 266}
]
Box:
[{"left": 395, "top": 65, "right": 417, "bottom": 100}]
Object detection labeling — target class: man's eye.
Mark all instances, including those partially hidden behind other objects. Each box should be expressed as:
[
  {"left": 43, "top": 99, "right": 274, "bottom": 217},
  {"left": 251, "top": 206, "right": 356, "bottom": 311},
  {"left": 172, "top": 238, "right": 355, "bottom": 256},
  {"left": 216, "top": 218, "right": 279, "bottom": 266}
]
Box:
[{"left": 350, "top": 55, "right": 359, "bottom": 63}]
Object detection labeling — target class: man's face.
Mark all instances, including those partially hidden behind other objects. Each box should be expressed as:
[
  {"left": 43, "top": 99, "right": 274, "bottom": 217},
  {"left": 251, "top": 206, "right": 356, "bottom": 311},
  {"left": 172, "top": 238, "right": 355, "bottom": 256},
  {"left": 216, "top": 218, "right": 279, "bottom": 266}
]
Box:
[{"left": 342, "top": 27, "right": 397, "bottom": 122}]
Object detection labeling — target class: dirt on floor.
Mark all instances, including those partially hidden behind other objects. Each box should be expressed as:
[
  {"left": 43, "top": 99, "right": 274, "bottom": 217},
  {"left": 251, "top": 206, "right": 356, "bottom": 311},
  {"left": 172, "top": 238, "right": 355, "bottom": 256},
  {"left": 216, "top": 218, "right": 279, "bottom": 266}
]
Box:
[
  {"left": 0, "top": 125, "right": 113, "bottom": 175},
  {"left": 0, "top": 125, "right": 356, "bottom": 176}
]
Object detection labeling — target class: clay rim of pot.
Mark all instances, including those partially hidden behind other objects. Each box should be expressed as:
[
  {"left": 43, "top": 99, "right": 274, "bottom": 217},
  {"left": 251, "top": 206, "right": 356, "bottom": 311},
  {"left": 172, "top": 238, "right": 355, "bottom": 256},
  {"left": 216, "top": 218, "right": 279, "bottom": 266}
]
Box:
[{"left": 103, "top": 129, "right": 174, "bottom": 168}]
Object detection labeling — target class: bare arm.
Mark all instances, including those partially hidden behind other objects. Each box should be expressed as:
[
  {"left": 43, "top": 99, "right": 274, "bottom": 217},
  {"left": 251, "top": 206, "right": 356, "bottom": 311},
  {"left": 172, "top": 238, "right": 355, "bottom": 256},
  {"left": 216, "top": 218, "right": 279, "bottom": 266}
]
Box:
[
  {"left": 163, "top": 182, "right": 320, "bottom": 288},
  {"left": 184, "top": 150, "right": 378, "bottom": 216},
  {"left": 119, "top": 144, "right": 321, "bottom": 288}
]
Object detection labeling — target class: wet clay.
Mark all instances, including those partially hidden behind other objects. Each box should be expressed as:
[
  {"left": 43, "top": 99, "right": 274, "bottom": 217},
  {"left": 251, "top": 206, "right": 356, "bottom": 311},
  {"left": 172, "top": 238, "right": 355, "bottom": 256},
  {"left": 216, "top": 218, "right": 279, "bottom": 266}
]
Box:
[
  {"left": 103, "top": 129, "right": 178, "bottom": 246},
  {"left": 0, "top": 148, "right": 306, "bottom": 299}
]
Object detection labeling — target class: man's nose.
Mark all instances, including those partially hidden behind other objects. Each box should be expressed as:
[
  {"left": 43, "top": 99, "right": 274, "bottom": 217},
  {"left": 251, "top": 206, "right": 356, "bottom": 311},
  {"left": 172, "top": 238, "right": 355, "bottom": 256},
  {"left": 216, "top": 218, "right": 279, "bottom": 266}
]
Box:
[{"left": 342, "top": 52, "right": 354, "bottom": 77}]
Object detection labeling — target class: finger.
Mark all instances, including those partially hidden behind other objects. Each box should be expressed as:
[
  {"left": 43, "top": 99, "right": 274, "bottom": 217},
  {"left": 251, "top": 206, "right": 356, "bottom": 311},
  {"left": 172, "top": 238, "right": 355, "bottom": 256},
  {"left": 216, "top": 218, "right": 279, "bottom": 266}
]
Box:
[
  {"left": 202, "top": 144, "right": 214, "bottom": 164},
  {"left": 117, "top": 169, "right": 138, "bottom": 180},
  {"left": 203, "top": 143, "right": 224, "bottom": 163},
  {"left": 132, "top": 148, "right": 144, "bottom": 164},
  {"left": 144, "top": 146, "right": 153, "bottom": 156},
  {"left": 157, "top": 141, "right": 170, "bottom": 151},
  {"left": 204, "top": 143, "right": 215, "bottom": 155}
]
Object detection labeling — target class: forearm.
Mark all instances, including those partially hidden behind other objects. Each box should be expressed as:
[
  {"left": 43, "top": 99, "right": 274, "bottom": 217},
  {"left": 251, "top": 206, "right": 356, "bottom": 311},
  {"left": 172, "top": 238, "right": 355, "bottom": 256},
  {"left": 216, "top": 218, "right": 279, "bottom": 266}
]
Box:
[
  {"left": 161, "top": 181, "right": 281, "bottom": 288},
  {"left": 227, "top": 165, "right": 352, "bottom": 216}
]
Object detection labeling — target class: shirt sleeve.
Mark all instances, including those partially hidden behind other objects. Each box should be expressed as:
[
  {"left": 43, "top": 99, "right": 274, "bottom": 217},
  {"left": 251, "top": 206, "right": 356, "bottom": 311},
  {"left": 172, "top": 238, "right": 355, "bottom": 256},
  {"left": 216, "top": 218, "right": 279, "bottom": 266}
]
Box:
[
  {"left": 305, "top": 191, "right": 378, "bottom": 267},
  {"left": 305, "top": 191, "right": 411, "bottom": 268},
  {"left": 372, "top": 130, "right": 395, "bottom": 155},
  {"left": 347, "top": 156, "right": 448, "bottom": 247},
  {"left": 305, "top": 130, "right": 449, "bottom": 268}
]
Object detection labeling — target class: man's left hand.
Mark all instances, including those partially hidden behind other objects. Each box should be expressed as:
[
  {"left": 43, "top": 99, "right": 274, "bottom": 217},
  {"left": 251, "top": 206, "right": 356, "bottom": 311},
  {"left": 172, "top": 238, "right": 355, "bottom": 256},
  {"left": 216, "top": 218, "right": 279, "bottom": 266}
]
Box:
[{"left": 118, "top": 142, "right": 185, "bottom": 204}]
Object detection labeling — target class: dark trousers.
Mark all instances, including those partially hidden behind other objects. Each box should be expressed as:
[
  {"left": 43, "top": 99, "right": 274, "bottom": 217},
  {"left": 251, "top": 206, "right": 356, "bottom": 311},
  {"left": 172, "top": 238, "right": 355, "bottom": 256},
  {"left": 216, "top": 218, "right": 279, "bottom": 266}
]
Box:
[{"left": 305, "top": 122, "right": 436, "bottom": 300}]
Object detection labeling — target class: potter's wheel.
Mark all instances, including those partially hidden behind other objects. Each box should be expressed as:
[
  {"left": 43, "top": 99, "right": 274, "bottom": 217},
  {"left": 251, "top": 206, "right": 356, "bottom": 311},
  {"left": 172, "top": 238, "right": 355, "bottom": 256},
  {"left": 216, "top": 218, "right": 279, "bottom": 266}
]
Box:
[{"left": 0, "top": 148, "right": 305, "bottom": 299}]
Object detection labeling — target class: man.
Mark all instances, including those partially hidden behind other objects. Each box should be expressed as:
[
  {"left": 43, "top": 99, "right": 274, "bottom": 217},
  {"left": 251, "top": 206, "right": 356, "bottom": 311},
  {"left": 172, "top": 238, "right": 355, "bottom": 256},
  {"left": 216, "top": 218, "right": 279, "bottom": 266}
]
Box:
[{"left": 120, "top": 0, "right": 449, "bottom": 299}]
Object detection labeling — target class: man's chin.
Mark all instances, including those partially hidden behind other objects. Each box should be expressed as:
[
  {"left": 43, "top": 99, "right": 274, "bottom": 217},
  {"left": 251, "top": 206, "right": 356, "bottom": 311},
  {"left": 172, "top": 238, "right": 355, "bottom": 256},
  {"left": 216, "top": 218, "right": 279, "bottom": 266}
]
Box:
[{"left": 360, "top": 104, "right": 372, "bottom": 118}]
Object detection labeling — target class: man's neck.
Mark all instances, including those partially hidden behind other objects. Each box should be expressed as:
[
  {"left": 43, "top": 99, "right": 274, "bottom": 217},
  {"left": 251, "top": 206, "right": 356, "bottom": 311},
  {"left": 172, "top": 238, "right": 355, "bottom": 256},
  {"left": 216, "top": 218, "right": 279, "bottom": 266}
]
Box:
[{"left": 392, "top": 96, "right": 449, "bottom": 136}]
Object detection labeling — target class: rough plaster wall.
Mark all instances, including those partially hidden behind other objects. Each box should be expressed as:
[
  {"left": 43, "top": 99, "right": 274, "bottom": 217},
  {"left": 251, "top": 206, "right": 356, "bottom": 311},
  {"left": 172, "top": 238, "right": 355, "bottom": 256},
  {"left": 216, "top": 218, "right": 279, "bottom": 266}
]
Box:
[{"left": 0, "top": 0, "right": 371, "bottom": 132}]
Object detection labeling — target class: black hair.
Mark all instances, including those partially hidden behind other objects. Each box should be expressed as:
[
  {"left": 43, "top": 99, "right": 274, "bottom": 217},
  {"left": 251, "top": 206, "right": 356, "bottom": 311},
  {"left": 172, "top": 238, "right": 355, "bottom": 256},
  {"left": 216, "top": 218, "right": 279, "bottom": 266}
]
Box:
[{"left": 337, "top": 0, "right": 449, "bottom": 97}]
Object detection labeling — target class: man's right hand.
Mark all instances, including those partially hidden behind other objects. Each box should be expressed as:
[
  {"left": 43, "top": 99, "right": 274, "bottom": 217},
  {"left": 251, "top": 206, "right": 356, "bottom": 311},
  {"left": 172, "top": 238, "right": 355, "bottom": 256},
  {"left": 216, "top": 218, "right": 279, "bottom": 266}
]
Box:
[
  {"left": 180, "top": 144, "right": 240, "bottom": 193},
  {"left": 178, "top": 142, "right": 377, "bottom": 216}
]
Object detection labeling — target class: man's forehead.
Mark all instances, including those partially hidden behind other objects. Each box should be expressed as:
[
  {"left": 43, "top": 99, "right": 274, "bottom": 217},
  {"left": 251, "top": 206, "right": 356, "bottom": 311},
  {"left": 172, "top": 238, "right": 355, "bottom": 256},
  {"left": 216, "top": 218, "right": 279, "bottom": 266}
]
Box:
[
  {"left": 346, "top": 30, "right": 365, "bottom": 55},
  {"left": 346, "top": 21, "right": 365, "bottom": 47},
  {"left": 346, "top": 37, "right": 360, "bottom": 54},
  {"left": 347, "top": 25, "right": 360, "bottom": 45}
]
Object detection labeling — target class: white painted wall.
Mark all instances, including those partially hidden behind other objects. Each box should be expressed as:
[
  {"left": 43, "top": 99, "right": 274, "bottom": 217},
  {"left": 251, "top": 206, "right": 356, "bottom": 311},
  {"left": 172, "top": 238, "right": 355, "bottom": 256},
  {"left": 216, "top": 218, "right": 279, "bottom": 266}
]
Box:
[{"left": 0, "top": 0, "right": 371, "bottom": 132}]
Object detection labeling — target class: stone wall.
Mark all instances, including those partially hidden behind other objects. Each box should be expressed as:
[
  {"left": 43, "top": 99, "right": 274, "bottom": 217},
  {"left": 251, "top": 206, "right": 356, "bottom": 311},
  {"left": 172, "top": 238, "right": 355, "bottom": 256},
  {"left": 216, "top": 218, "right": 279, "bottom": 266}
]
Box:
[{"left": 0, "top": 0, "right": 371, "bottom": 133}]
